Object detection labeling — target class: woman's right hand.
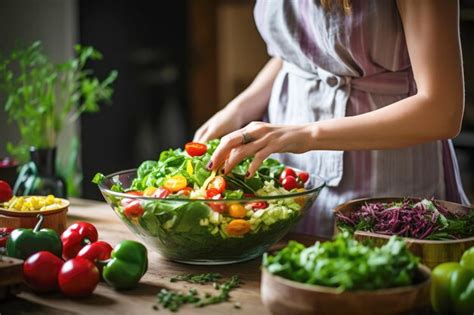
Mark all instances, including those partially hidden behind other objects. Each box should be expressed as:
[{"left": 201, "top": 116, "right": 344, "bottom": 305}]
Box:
[{"left": 193, "top": 101, "right": 245, "bottom": 142}]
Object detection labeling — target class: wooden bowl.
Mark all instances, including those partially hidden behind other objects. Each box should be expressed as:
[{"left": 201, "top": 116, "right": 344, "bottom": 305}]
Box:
[
  {"left": 261, "top": 265, "right": 431, "bottom": 315},
  {"left": 334, "top": 197, "right": 474, "bottom": 269},
  {"left": 0, "top": 198, "right": 69, "bottom": 234}
]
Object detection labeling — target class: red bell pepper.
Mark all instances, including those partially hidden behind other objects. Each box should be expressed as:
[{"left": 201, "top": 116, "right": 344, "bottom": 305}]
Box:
[
  {"left": 23, "top": 251, "right": 64, "bottom": 292},
  {"left": 0, "top": 227, "right": 14, "bottom": 248},
  {"left": 61, "top": 222, "right": 98, "bottom": 260},
  {"left": 58, "top": 257, "right": 100, "bottom": 297},
  {"left": 77, "top": 241, "right": 113, "bottom": 272}
]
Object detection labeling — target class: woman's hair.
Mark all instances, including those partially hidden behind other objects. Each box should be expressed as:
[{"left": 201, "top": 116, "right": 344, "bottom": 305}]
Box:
[{"left": 320, "top": 0, "right": 352, "bottom": 15}]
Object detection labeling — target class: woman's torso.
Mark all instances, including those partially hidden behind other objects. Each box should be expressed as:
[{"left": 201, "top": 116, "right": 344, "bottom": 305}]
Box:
[{"left": 254, "top": 0, "right": 468, "bottom": 237}]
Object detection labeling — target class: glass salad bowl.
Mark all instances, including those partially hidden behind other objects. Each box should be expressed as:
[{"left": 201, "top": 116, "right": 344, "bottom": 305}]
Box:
[{"left": 98, "top": 169, "right": 325, "bottom": 265}]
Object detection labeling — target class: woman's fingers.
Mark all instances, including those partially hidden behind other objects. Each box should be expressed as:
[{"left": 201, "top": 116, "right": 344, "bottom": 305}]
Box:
[
  {"left": 207, "top": 130, "right": 244, "bottom": 170},
  {"left": 247, "top": 146, "right": 274, "bottom": 178},
  {"left": 193, "top": 122, "right": 209, "bottom": 142},
  {"left": 223, "top": 141, "right": 263, "bottom": 174}
]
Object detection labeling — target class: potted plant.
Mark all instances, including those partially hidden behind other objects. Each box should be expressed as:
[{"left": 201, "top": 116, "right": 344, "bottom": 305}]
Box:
[{"left": 0, "top": 41, "right": 117, "bottom": 197}]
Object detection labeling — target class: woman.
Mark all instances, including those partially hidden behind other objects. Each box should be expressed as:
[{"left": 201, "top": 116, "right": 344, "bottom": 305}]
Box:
[{"left": 194, "top": 0, "right": 469, "bottom": 237}]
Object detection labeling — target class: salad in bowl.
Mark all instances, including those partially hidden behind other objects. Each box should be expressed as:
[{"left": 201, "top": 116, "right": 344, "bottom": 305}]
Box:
[{"left": 93, "top": 140, "right": 325, "bottom": 264}]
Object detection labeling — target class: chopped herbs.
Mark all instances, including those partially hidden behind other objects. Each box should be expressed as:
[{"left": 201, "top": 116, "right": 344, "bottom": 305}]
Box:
[
  {"left": 263, "top": 232, "right": 419, "bottom": 291},
  {"left": 154, "top": 274, "right": 241, "bottom": 312},
  {"left": 336, "top": 199, "right": 474, "bottom": 240},
  {"left": 170, "top": 272, "right": 222, "bottom": 284}
]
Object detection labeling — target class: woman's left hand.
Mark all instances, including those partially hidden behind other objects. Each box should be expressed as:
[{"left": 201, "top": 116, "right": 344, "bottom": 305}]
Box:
[{"left": 207, "top": 121, "right": 314, "bottom": 177}]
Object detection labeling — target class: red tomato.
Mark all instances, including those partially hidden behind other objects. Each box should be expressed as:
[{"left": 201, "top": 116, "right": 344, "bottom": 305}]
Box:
[
  {"left": 281, "top": 176, "right": 298, "bottom": 191},
  {"left": 0, "top": 180, "right": 13, "bottom": 202},
  {"left": 208, "top": 176, "right": 226, "bottom": 193},
  {"left": 206, "top": 188, "right": 221, "bottom": 199},
  {"left": 298, "top": 171, "right": 309, "bottom": 184},
  {"left": 208, "top": 202, "right": 226, "bottom": 213},
  {"left": 185, "top": 142, "right": 208, "bottom": 157},
  {"left": 279, "top": 167, "right": 297, "bottom": 182},
  {"left": 58, "top": 257, "right": 100, "bottom": 297},
  {"left": 77, "top": 241, "right": 113, "bottom": 273},
  {"left": 153, "top": 187, "right": 171, "bottom": 198},
  {"left": 249, "top": 201, "right": 268, "bottom": 210},
  {"left": 123, "top": 200, "right": 144, "bottom": 218},
  {"left": 23, "top": 251, "right": 64, "bottom": 293}
]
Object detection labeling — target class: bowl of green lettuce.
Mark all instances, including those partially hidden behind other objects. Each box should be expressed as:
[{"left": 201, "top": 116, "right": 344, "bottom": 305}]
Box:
[{"left": 94, "top": 140, "right": 325, "bottom": 265}]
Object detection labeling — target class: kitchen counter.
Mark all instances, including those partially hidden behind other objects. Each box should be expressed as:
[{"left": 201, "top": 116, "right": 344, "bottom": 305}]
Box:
[{"left": 0, "top": 198, "right": 320, "bottom": 315}]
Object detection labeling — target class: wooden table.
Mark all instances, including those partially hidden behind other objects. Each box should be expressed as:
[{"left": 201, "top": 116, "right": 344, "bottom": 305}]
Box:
[{"left": 0, "top": 198, "right": 319, "bottom": 315}]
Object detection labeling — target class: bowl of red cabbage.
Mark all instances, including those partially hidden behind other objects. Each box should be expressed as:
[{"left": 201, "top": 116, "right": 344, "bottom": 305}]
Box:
[
  {"left": 93, "top": 140, "right": 325, "bottom": 264},
  {"left": 335, "top": 197, "right": 474, "bottom": 268}
]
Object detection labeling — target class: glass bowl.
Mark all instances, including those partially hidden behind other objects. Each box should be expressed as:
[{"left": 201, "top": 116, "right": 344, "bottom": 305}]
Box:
[{"left": 98, "top": 169, "right": 325, "bottom": 265}]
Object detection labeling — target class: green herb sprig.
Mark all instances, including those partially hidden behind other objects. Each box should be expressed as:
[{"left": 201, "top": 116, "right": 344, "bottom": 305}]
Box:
[{"left": 154, "top": 274, "right": 241, "bottom": 312}]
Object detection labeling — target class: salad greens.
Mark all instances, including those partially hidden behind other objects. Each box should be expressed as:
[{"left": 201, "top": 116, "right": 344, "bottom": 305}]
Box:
[
  {"left": 170, "top": 273, "right": 222, "bottom": 284},
  {"left": 263, "top": 232, "right": 420, "bottom": 290},
  {"left": 130, "top": 139, "right": 285, "bottom": 196}
]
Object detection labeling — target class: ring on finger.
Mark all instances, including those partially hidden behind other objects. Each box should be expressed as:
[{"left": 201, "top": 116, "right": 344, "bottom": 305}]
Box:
[{"left": 241, "top": 132, "right": 254, "bottom": 145}]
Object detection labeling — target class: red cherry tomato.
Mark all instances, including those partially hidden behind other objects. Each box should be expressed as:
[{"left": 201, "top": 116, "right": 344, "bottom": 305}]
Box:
[
  {"left": 249, "top": 201, "right": 269, "bottom": 210},
  {"left": 281, "top": 175, "right": 298, "bottom": 191},
  {"left": 279, "top": 167, "right": 297, "bottom": 182},
  {"left": 208, "top": 176, "right": 226, "bottom": 193},
  {"left": 208, "top": 202, "right": 226, "bottom": 213},
  {"left": 58, "top": 257, "right": 100, "bottom": 298},
  {"left": 185, "top": 142, "right": 208, "bottom": 157},
  {"left": 153, "top": 187, "right": 171, "bottom": 198},
  {"left": 298, "top": 171, "right": 309, "bottom": 184},
  {"left": 206, "top": 188, "right": 221, "bottom": 199},
  {"left": 23, "top": 251, "right": 64, "bottom": 293},
  {"left": 0, "top": 180, "right": 13, "bottom": 202},
  {"left": 61, "top": 222, "right": 99, "bottom": 260},
  {"left": 123, "top": 200, "right": 144, "bottom": 218}
]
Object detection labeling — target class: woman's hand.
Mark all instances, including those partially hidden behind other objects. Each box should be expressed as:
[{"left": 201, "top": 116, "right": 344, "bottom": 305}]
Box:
[
  {"left": 207, "top": 121, "right": 314, "bottom": 177},
  {"left": 193, "top": 101, "right": 245, "bottom": 143}
]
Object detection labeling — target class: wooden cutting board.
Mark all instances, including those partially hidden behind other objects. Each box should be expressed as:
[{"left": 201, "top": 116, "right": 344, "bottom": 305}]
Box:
[{"left": 0, "top": 255, "right": 23, "bottom": 300}]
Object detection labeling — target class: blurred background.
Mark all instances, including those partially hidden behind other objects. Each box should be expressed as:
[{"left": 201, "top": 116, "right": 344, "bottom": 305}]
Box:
[{"left": 0, "top": 0, "right": 473, "bottom": 201}]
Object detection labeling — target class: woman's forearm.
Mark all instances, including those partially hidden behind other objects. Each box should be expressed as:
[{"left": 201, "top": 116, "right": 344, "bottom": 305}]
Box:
[
  {"left": 308, "top": 92, "right": 463, "bottom": 151},
  {"left": 228, "top": 57, "right": 282, "bottom": 123}
]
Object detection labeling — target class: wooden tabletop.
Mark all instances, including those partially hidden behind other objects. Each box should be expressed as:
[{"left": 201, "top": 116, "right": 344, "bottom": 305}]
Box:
[{"left": 0, "top": 198, "right": 320, "bottom": 315}]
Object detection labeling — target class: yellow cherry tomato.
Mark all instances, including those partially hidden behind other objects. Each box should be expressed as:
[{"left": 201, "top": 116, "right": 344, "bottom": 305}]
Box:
[
  {"left": 226, "top": 219, "right": 251, "bottom": 236},
  {"left": 143, "top": 187, "right": 157, "bottom": 197},
  {"left": 163, "top": 175, "right": 188, "bottom": 192},
  {"left": 228, "top": 203, "right": 246, "bottom": 219}
]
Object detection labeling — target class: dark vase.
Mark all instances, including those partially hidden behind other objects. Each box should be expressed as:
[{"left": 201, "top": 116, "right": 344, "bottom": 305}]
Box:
[{"left": 13, "top": 147, "right": 67, "bottom": 198}]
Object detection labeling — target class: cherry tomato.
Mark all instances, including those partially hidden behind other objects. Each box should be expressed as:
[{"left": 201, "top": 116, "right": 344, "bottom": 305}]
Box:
[
  {"left": 123, "top": 200, "right": 144, "bottom": 218},
  {"left": 228, "top": 203, "right": 246, "bottom": 218},
  {"left": 206, "top": 188, "right": 221, "bottom": 199},
  {"left": 208, "top": 176, "right": 226, "bottom": 193},
  {"left": 208, "top": 202, "right": 226, "bottom": 213},
  {"left": 0, "top": 180, "right": 13, "bottom": 202},
  {"left": 176, "top": 187, "right": 193, "bottom": 196},
  {"left": 279, "top": 167, "right": 297, "bottom": 182},
  {"left": 249, "top": 201, "right": 268, "bottom": 210},
  {"left": 153, "top": 187, "right": 171, "bottom": 198},
  {"left": 298, "top": 171, "right": 310, "bottom": 184},
  {"left": 226, "top": 219, "right": 251, "bottom": 236},
  {"left": 185, "top": 142, "right": 208, "bottom": 157},
  {"left": 163, "top": 175, "right": 187, "bottom": 192},
  {"left": 281, "top": 175, "right": 298, "bottom": 191},
  {"left": 58, "top": 257, "right": 100, "bottom": 297},
  {"left": 23, "top": 251, "right": 64, "bottom": 293}
]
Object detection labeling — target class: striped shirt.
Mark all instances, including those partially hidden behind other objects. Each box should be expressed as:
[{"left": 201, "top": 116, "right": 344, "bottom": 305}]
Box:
[{"left": 254, "top": 0, "right": 469, "bottom": 237}]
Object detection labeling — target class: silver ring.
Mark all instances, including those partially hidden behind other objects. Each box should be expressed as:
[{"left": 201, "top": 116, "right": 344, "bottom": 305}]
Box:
[{"left": 241, "top": 132, "right": 253, "bottom": 145}]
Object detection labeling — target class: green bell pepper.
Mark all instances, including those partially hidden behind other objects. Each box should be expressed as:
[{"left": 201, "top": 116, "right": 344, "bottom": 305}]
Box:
[
  {"left": 102, "top": 240, "right": 148, "bottom": 290},
  {"left": 431, "top": 247, "right": 474, "bottom": 315},
  {"left": 6, "top": 214, "right": 62, "bottom": 260}
]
